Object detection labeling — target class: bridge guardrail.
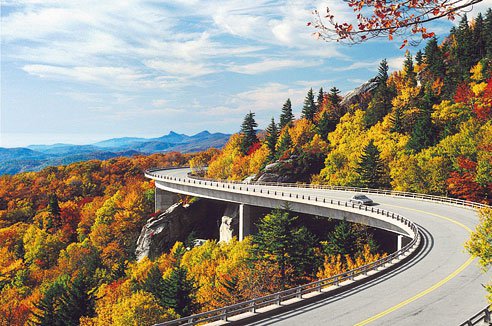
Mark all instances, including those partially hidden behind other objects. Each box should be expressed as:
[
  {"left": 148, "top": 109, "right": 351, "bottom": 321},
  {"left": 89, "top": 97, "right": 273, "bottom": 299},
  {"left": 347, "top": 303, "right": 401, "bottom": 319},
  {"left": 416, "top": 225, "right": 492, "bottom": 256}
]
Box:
[
  {"left": 460, "top": 306, "right": 492, "bottom": 325},
  {"left": 182, "top": 172, "right": 490, "bottom": 210},
  {"left": 145, "top": 168, "right": 421, "bottom": 326}
]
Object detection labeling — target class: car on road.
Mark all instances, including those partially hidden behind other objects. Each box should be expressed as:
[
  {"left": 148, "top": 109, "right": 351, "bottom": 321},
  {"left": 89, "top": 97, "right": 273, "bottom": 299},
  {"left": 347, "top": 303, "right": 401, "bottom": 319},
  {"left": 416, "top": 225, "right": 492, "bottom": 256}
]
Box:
[{"left": 349, "top": 194, "right": 374, "bottom": 205}]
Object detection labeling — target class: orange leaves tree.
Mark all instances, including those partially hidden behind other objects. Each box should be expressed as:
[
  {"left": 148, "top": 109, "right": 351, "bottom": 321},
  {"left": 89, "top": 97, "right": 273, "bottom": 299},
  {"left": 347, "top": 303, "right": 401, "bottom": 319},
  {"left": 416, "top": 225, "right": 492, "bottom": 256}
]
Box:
[{"left": 309, "top": 0, "right": 483, "bottom": 47}]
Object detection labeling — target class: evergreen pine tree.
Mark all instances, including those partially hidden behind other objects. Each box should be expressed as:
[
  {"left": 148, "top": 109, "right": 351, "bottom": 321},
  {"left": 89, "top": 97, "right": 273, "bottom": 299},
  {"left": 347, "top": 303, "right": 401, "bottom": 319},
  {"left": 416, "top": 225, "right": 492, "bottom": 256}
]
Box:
[
  {"left": 485, "top": 9, "right": 492, "bottom": 57},
  {"left": 265, "top": 118, "right": 279, "bottom": 161},
  {"left": 407, "top": 91, "right": 435, "bottom": 152},
  {"left": 390, "top": 108, "right": 404, "bottom": 133},
  {"left": 47, "top": 194, "right": 61, "bottom": 230},
  {"left": 328, "top": 86, "right": 343, "bottom": 118},
  {"left": 454, "top": 15, "right": 474, "bottom": 79},
  {"left": 356, "top": 139, "right": 387, "bottom": 189},
  {"left": 316, "top": 87, "right": 324, "bottom": 111},
  {"left": 316, "top": 111, "right": 337, "bottom": 139},
  {"left": 403, "top": 51, "right": 416, "bottom": 85},
  {"left": 251, "top": 208, "right": 317, "bottom": 289},
  {"left": 275, "top": 130, "right": 292, "bottom": 160},
  {"left": 376, "top": 59, "right": 389, "bottom": 85},
  {"left": 30, "top": 278, "right": 67, "bottom": 326},
  {"left": 323, "top": 220, "right": 358, "bottom": 257},
  {"left": 279, "top": 98, "right": 293, "bottom": 129},
  {"left": 424, "top": 37, "right": 445, "bottom": 78},
  {"left": 48, "top": 194, "right": 60, "bottom": 217},
  {"left": 161, "top": 267, "right": 198, "bottom": 317},
  {"left": 240, "top": 111, "right": 258, "bottom": 154},
  {"left": 473, "top": 13, "right": 486, "bottom": 61},
  {"left": 301, "top": 88, "right": 317, "bottom": 121},
  {"left": 415, "top": 50, "right": 423, "bottom": 65},
  {"left": 141, "top": 264, "right": 169, "bottom": 308},
  {"left": 57, "top": 276, "right": 96, "bottom": 326},
  {"left": 364, "top": 59, "right": 393, "bottom": 127}
]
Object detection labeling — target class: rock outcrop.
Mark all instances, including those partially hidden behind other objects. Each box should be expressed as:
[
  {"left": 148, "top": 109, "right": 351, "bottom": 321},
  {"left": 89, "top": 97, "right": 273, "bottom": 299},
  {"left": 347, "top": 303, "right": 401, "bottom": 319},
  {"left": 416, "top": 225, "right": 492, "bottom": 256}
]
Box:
[
  {"left": 340, "top": 78, "right": 378, "bottom": 108},
  {"left": 219, "top": 204, "right": 239, "bottom": 243},
  {"left": 135, "top": 199, "right": 226, "bottom": 260}
]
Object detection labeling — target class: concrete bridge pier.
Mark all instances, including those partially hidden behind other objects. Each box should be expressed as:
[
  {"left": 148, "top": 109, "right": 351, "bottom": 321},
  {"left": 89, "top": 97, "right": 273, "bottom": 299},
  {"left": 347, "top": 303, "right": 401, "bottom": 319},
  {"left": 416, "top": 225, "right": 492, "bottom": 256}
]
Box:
[
  {"left": 155, "top": 188, "right": 178, "bottom": 212},
  {"left": 239, "top": 203, "right": 251, "bottom": 241}
]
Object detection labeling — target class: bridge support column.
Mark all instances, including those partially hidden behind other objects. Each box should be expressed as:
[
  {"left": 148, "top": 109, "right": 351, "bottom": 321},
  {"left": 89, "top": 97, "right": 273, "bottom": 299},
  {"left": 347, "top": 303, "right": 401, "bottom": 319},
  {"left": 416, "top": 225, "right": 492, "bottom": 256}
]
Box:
[
  {"left": 397, "top": 234, "right": 404, "bottom": 251},
  {"left": 239, "top": 204, "right": 251, "bottom": 241},
  {"left": 155, "top": 188, "right": 178, "bottom": 213}
]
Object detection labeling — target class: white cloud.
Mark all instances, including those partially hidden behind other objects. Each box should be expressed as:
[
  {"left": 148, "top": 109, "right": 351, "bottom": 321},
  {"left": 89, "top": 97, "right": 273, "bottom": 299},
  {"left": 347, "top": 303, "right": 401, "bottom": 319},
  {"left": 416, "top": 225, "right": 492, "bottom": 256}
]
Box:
[{"left": 228, "top": 59, "right": 321, "bottom": 75}]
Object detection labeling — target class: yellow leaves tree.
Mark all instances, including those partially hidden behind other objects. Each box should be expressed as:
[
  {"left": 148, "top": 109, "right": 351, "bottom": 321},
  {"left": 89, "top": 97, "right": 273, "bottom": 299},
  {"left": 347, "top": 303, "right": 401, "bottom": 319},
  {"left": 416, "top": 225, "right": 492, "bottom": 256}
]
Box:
[
  {"left": 317, "top": 110, "right": 367, "bottom": 186},
  {"left": 206, "top": 134, "right": 243, "bottom": 180},
  {"left": 465, "top": 208, "right": 492, "bottom": 302},
  {"left": 189, "top": 148, "right": 220, "bottom": 176}
]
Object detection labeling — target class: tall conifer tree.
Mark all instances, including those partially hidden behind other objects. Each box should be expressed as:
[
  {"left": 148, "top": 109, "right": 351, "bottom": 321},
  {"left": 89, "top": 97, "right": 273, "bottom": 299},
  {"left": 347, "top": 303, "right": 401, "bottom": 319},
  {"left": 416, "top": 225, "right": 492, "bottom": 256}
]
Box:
[
  {"left": 356, "top": 139, "right": 387, "bottom": 188},
  {"left": 316, "top": 87, "right": 324, "bottom": 111},
  {"left": 279, "top": 98, "right": 293, "bottom": 129},
  {"left": 240, "top": 111, "right": 258, "bottom": 154},
  {"left": 301, "top": 88, "right": 317, "bottom": 121},
  {"left": 251, "top": 208, "right": 317, "bottom": 289},
  {"left": 265, "top": 118, "right": 279, "bottom": 160}
]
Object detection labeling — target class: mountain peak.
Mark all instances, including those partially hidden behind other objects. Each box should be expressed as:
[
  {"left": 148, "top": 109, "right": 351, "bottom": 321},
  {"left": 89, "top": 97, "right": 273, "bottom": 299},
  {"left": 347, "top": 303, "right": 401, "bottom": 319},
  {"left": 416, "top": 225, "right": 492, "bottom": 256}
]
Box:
[{"left": 192, "top": 130, "right": 211, "bottom": 137}]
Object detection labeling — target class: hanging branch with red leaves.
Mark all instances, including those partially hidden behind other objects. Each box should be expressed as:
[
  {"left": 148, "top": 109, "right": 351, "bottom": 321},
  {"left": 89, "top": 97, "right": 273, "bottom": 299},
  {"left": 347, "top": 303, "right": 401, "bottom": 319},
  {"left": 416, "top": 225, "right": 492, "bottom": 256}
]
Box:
[{"left": 308, "top": 0, "right": 483, "bottom": 48}]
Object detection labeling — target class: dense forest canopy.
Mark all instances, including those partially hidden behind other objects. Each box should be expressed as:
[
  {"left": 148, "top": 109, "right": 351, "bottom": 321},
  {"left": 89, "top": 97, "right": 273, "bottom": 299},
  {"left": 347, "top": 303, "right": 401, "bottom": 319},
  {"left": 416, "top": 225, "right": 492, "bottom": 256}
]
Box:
[{"left": 0, "top": 11, "right": 491, "bottom": 326}]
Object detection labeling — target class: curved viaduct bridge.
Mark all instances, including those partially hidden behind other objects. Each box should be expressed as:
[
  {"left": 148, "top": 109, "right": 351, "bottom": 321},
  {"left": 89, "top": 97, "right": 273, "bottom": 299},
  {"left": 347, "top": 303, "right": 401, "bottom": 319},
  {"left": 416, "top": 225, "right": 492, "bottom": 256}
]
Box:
[{"left": 145, "top": 167, "right": 490, "bottom": 326}]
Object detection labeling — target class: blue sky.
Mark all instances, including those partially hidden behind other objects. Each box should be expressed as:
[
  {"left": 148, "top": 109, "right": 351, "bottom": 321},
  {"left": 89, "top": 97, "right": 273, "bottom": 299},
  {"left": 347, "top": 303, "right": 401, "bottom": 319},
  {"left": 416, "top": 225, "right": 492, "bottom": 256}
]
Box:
[{"left": 1, "top": 0, "right": 490, "bottom": 147}]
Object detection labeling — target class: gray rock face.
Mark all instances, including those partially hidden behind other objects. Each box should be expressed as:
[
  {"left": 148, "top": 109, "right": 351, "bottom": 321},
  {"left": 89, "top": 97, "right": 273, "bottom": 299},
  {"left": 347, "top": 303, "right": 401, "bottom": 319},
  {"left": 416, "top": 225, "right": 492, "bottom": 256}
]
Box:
[
  {"left": 135, "top": 199, "right": 229, "bottom": 260},
  {"left": 340, "top": 79, "right": 378, "bottom": 108},
  {"left": 219, "top": 204, "right": 239, "bottom": 243},
  {"left": 136, "top": 202, "right": 186, "bottom": 261}
]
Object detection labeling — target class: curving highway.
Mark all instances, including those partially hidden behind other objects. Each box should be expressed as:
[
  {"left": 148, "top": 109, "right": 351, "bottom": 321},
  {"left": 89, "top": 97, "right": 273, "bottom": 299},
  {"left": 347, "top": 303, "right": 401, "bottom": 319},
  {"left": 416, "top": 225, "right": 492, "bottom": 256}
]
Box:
[{"left": 146, "top": 168, "right": 490, "bottom": 326}]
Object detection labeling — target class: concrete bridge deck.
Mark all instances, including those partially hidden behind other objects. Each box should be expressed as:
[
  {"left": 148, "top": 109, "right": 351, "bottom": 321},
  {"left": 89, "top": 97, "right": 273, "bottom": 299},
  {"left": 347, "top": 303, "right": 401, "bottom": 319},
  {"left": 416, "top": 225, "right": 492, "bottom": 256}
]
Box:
[{"left": 145, "top": 167, "right": 490, "bottom": 325}]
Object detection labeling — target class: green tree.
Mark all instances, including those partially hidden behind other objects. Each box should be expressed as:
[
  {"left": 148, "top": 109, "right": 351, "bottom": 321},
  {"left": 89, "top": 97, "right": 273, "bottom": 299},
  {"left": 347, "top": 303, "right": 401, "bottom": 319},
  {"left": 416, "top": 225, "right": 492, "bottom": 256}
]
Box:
[
  {"left": 403, "top": 51, "right": 416, "bottom": 85},
  {"left": 30, "top": 277, "right": 67, "bottom": 326},
  {"left": 139, "top": 264, "right": 169, "bottom": 308},
  {"left": 473, "top": 13, "right": 486, "bottom": 62},
  {"left": 251, "top": 208, "right": 317, "bottom": 289},
  {"left": 301, "top": 88, "right": 317, "bottom": 122},
  {"left": 364, "top": 59, "right": 394, "bottom": 127},
  {"left": 275, "top": 130, "right": 292, "bottom": 159},
  {"left": 279, "top": 98, "right": 293, "bottom": 129},
  {"left": 424, "top": 37, "right": 445, "bottom": 78},
  {"left": 316, "top": 87, "right": 325, "bottom": 111},
  {"left": 485, "top": 9, "right": 492, "bottom": 58},
  {"left": 240, "top": 111, "right": 258, "bottom": 155},
  {"left": 328, "top": 86, "right": 343, "bottom": 119},
  {"left": 407, "top": 91, "right": 435, "bottom": 152},
  {"left": 390, "top": 108, "right": 404, "bottom": 133},
  {"left": 376, "top": 58, "right": 389, "bottom": 85},
  {"left": 415, "top": 50, "right": 423, "bottom": 65},
  {"left": 356, "top": 139, "right": 387, "bottom": 188},
  {"left": 465, "top": 208, "right": 492, "bottom": 302},
  {"left": 323, "top": 220, "right": 358, "bottom": 257},
  {"left": 265, "top": 118, "right": 279, "bottom": 161},
  {"left": 57, "top": 276, "right": 96, "bottom": 326},
  {"left": 161, "top": 267, "right": 198, "bottom": 317},
  {"left": 316, "top": 111, "right": 337, "bottom": 139}
]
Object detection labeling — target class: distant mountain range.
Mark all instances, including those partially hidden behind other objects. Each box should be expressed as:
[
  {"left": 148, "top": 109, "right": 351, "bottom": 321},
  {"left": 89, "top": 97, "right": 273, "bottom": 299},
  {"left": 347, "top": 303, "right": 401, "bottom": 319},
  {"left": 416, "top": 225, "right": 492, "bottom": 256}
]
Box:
[{"left": 0, "top": 131, "right": 230, "bottom": 175}]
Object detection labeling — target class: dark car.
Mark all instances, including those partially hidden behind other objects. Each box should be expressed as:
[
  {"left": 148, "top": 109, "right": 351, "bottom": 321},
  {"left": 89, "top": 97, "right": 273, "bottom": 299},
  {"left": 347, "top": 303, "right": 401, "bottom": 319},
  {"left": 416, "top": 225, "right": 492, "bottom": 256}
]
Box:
[{"left": 349, "top": 194, "right": 374, "bottom": 205}]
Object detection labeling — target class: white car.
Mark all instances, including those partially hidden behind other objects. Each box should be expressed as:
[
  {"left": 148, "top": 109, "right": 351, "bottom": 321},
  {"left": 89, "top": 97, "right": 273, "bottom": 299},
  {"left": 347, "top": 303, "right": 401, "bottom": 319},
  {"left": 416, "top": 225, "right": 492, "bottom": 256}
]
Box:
[{"left": 349, "top": 194, "right": 374, "bottom": 205}]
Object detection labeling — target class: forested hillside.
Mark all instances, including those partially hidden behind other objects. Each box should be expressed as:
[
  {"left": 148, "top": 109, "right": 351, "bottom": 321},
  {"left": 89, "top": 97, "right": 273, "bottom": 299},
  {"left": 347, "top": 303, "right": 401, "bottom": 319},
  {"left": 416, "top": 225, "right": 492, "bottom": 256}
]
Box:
[
  {"left": 0, "top": 150, "right": 383, "bottom": 325},
  {"left": 206, "top": 12, "right": 492, "bottom": 205}
]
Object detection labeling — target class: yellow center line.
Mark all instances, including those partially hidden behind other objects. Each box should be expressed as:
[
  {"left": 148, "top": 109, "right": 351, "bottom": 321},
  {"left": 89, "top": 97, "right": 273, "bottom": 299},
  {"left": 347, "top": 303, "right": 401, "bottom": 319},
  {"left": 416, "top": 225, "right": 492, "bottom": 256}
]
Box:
[{"left": 354, "top": 205, "right": 475, "bottom": 325}]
